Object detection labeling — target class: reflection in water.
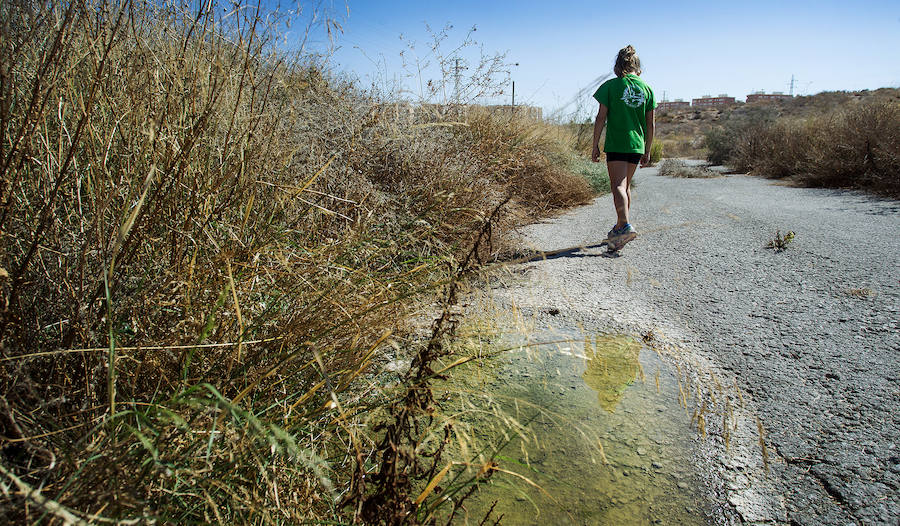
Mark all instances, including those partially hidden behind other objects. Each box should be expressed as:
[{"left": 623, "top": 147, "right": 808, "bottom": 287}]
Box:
[
  {"left": 582, "top": 335, "right": 642, "bottom": 413},
  {"left": 454, "top": 331, "right": 715, "bottom": 525}
]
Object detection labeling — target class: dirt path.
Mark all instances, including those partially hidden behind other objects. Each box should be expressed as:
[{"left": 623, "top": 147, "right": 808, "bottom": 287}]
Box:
[{"left": 488, "top": 164, "right": 900, "bottom": 525}]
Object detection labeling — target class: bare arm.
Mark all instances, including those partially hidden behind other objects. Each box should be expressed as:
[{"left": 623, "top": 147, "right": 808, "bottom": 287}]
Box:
[
  {"left": 591, "top": 103, "right": 608, "bottom": 163},
  {"left": 641, "top": 108, "right": 655, "bottom": 167}
]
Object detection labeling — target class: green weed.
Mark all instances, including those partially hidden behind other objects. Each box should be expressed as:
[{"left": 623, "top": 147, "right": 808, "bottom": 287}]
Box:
[
  {"left": 649, "top": 141, "right": 664, "bottom": 164},
  {"left": 569, "top": 156, "right": 611, "bottom": 194},
  {"left": 765, "top": 230, "right": 796, "bottom": 252}
]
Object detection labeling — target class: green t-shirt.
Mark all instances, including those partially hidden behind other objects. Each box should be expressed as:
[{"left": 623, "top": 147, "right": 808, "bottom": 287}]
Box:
[{"left": 592, "top": 74, "right": 656, "bottom": 154}]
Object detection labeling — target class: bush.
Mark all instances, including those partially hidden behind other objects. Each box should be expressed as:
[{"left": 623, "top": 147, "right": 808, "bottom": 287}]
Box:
[
  {"left": 705, "top": 106, "right": 779, "bottom": 169},
  {"left": 705, "top": 99, "right": 900, "bottom": 195},
  {"left": 798, "top": 102, "right": 900, "bottom": 193},
  {"left": 704, "top": 126, "right": 736, "bottom": 166}
]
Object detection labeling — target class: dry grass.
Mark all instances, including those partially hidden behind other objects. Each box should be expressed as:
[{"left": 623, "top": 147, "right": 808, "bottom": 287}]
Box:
[
  {"left": 659, "top": 133, "right": 706, "bottom": 159},
  {"left": 656, "top": 108, "right": 725, "bottom": 159},
  {"left": 461, "top": 109, "right": 594, "bottom": 220},
  {"left": 0, "top": 1, "right": 595, "bottom": 524},
  {"left": 845, "top": 287, "right": 875, "bottom": 298},
  {"left": 725, "top": 102, "right": 900, "bottom": 194},
  {"left": 704, "top": 92, "right": 900, "bottom": 196},
  {"left": 658, "top": 159, "right": 718, "bottom": 178}
]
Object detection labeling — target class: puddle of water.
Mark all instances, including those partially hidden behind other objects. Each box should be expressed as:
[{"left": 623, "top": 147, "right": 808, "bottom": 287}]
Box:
[
  {"left": 582, "top": 334, "right": 643, "bottom": 413},
  {"left": 447, "top": 332, "right": 717, "bottom": 525}
]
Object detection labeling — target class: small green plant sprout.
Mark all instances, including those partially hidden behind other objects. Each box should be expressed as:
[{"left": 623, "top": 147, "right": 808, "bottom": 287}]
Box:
[{"left": 765, "top": 230, "right": 795, "bottom": 252}]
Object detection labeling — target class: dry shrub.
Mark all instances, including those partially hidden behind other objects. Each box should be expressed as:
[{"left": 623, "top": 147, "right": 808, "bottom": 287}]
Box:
[
  {"left": 0, "top": 1, "right": 590, "bottom": 524},
  {"left": 796, "top": 102, "right": 900, "bottom": 193},
  {"left": 661, "top": 135, "right": 705, "bottom": 158},
  {"left": 462, "top": 109, "right": 594, "bottom": 219},
  {"left": 569, "top": 120, "right": 595, "bottom": 156},
  {"left": 706, "top": 106, "right": 780, "bottom": 171},
  {"left": 706, "top": 99, "right": 900, "bottom": 196},
  {"left": 736, "top": 118, "right": 816, "bottom": 179},
  {"left": 658, "top": 159, "right": 718, "bottom": 178}
]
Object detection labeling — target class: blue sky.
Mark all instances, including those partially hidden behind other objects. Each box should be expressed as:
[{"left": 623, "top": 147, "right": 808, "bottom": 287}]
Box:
[{"left": 289, "top": 0, "right": 900, "bottom": 120}]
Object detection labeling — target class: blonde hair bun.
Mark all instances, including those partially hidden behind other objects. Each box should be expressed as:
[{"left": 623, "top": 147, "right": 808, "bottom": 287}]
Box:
[{"left": 614, "top": 45, "right": 641, "bottom": 77}]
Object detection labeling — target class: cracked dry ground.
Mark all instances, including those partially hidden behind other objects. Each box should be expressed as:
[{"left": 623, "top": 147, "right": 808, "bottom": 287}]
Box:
[{"left": 492, "top": 164, "right": 899, "bottom": 525}]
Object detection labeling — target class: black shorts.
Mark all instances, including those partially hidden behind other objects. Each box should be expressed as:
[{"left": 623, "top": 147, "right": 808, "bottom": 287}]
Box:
[{"left": 606, "top": 152, "right": 642, "bottom": 164}]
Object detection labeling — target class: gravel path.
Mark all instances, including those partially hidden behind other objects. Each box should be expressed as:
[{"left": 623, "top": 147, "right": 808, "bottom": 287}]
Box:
[{"left": 488, "top": 164, "right": 900, "bottom": 525}]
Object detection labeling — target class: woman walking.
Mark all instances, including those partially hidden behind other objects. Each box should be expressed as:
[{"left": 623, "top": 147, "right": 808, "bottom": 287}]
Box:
[{"left": 591, "top": 45, "right": 656, "bottom": 252}]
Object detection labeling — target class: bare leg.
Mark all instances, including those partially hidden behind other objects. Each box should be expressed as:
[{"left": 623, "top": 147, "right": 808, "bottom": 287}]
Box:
[
  {"left": 626, "top": 163, "right": 637, "bottom": 213},
  {"left": 607, "top": 161, "right": 640, "bottom": 227}
]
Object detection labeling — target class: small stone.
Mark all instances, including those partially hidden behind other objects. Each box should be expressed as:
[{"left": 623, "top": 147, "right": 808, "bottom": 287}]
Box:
[
  {"left": 548, "top": 308, "right": 560, "bottom": 315},
  {"left": 652, "top": 462, "right": 663, "bottom": 469},
  {"left": 636, "top": 447, "right": 648, "bottom": 456}
]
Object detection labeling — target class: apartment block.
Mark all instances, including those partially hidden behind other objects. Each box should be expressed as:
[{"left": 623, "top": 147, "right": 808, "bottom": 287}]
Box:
[{"left": 658, "top": 100, "right": 690, "bottom": 111}]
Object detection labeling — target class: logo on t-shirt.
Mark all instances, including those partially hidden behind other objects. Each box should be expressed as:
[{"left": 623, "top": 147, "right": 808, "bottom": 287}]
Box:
[{"left": 621, "top": 84, "right": 646, "bottom": 108}]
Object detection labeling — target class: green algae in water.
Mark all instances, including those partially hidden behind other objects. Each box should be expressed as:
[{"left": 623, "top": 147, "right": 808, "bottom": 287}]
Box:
[
  {"left": 582, "top": 335, "right": 643, "bottom": 413},
  {"left": 449, "top": 332, "right": 716, "bottom": 526}
]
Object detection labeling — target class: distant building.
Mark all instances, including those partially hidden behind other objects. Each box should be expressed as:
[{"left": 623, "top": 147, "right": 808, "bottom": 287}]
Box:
[
  {"left": 658, "top": 99, "right": 690, "bottom": 111},
  {"left": 692, "top": 94, "right": 735, "bottom": 107},
  {"left": 746, "top": 91, "right": 793, "bottom": 103}
]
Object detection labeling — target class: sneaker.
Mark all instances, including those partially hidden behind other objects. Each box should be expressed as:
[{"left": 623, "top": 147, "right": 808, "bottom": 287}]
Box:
[
  {"left": 606, "top": 224, "right": 620, "bottom": 250},
  {"left": 607, "top": 223, "right": 623, "bottom": 249},
  {"left": 608, "top": 223, "right": 637, "bottom": 251},
  {"left": 607, "top": 224, "right": 619, "bottom": 240}
]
